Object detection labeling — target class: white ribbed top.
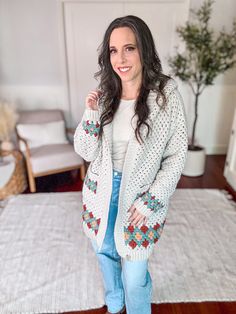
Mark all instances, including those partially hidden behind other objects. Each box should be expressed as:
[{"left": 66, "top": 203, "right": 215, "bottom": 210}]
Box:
[{"left": 112, "top": 99, "right": 137, "bottom": 172}]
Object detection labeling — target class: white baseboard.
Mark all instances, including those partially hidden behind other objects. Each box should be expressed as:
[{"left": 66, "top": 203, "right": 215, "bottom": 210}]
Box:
[{"left": 205, "top": 146, "right": 227, "bottom": 155}]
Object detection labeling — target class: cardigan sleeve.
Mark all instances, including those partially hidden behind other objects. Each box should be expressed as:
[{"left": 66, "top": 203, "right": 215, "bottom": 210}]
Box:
[
  {"left": 133, "top": 89, "right": 188, "bottom": 218},
  {"left": 74, "top": 108, "right": 102, "bottom": 162}
]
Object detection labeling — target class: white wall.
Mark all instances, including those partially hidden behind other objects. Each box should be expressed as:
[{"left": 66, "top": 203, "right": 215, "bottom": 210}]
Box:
[
  {"left": 0, "top": 0, "right": 68, "bottom": 116},
  {"left": 0, "top": 0, "right": 235, "bottom": 153}
]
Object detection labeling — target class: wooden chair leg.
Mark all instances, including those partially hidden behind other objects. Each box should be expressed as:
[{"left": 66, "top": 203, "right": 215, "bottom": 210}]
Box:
[
  {"left": 28, "top": 173, "right": 36, "bottom": 193},
  {"left": 80, "top": 164, "right": 86, "bottom": 181},
  {"left": 24, "top": 155, "right": 36, "bottom": 192}
]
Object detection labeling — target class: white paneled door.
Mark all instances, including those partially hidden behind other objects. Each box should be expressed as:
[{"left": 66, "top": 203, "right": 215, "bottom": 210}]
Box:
[{"left": 61, "top": 0, "right": 190, "bottom": 125}]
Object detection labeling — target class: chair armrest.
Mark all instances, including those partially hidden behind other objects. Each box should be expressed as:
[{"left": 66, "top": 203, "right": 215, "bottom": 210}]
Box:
[
  {"left": 16, "top": 134, "right": 31, "bottom": 157},
  {"left": 66, "top": 128, "right": 76, "bottom": 143}
]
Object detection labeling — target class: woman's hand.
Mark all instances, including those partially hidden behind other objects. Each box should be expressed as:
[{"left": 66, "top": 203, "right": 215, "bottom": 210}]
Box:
[
  {"left": 128, "top": 205, "right": 147, "bottom": 227},
  {"left": 85, "top": 90, "right": 102, "bottom": 111}
]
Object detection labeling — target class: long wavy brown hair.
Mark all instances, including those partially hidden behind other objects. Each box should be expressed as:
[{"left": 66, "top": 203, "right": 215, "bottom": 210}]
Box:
[{"left": 95, "top": 15, "right": 171, "bottom": 144}]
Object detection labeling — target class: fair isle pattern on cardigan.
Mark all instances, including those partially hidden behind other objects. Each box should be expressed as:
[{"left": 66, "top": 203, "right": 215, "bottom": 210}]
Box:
[
  {"left": 136, "top": 191, "right": 162, "bottom": 212},
  {"left": 84, "top": 175, "right": 97, "bottom": 194},
  {"left": 82, "top": 120, "right": 100, "bottom": 137},
  {"left": 74, "top": 79, "right": 188, "bottom": 261},
  {"left": 82, "top": 204, "right": 100, "bottom": 235},
  {"left": 124, "top": 221, "right": 165, "bottom": 249}
]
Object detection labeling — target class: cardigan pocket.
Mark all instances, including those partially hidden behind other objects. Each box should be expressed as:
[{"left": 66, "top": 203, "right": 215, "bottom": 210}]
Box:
[
  {"left": 140, "top": 183, "right": 152, "bottom": 189},
  {"left": 90, "top": 163, "right": 99, "bottom": 176},
  {"left": 90, "top": 153, "right": 102, "bottom": 176},
  {"left": 124, "top": 221, "right": 164, "bottom": 249},
  {"left": 139, "top": 183, "right": 152, "bottom": 193},
  {"left": 90, "top": 162, "right": 99, "bottom": 175},
  {"left": 134, "top": 183, "right": 152, "bottom": 202}
]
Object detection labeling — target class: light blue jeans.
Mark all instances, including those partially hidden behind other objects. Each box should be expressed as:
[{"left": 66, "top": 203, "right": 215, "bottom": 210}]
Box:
[{"left": 91, "top": 170, "right": 152, "bottom": 314}]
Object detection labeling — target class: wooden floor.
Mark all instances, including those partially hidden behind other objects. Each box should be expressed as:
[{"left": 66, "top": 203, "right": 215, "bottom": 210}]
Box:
[
  {"left": 33, "top": 155, "right": 236, "bottom": 314},
  {"left": 64, "top": 302, "right": 236, "bottom": 314}
]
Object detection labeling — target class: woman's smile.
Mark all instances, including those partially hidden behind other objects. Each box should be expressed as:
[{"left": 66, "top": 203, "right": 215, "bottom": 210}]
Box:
[{"left": 117, "top": 66, "right": 132, "bottom": 73}]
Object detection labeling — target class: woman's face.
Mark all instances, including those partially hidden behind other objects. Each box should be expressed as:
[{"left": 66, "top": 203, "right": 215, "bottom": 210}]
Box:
[{"left": 109, "top": 27, "right": 142, "bottom": 86}]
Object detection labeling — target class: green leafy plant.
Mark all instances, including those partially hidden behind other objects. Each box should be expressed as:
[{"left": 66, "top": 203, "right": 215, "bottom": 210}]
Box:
[{"left": 168, "top": 0, "right": 236, "bottom": 150}]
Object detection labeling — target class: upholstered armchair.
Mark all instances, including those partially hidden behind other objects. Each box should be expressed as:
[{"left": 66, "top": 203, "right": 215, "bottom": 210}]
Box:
[{"left": 16, "top": 109, "right": 85, "bottom": 193}]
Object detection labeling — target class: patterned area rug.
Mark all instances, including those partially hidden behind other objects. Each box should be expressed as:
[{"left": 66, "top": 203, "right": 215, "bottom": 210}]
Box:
[{"left": 0, "top": 189, "right": 235, "bottom": 313}]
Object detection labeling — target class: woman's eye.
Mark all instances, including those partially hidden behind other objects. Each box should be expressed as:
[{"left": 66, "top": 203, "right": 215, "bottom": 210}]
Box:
[
  {"left": 109, "top": 49, "right": 116, "bottom": 54},
  {"left": 126, "top": 46, "right": 135, "bottom": 51}
]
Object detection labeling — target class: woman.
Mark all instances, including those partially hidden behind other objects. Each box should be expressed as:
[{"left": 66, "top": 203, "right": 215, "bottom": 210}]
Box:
[{"left": 74, "top": 15, "right": 188, "bottom": 314}]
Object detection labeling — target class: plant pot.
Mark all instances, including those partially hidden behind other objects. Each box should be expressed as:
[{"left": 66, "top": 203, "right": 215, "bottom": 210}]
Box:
[{"left": 182, "top": 146, "right": 206, "bottom": 177}]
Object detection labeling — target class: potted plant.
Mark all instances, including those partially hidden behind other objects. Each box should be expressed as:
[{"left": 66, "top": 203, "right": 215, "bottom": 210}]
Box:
[{"left": 168, "top": 0, "right": 236, "bottom": 176}]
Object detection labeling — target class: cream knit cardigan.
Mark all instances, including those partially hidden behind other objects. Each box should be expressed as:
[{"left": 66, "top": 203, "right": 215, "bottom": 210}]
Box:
[{"left": 74, "top": 79, "right": 188, "bottom": 261}]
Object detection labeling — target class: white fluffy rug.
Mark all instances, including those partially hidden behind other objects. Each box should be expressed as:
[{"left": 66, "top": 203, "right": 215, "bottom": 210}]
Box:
[{"left": 0, "top": 189, "right": 235, "bottom": 314}]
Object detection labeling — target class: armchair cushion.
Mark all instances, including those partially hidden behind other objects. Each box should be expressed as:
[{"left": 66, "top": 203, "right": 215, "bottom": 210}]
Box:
[
  {"left": 17, "top": 120, "right": 69, "bottom": 150},
  {"left": 28, "top": 143, "right": 84, "bottom": 174}
]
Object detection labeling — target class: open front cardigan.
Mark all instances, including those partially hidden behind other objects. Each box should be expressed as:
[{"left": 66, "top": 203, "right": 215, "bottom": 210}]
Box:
[{"left": 74, "top": 79, "right": 188, "bottom": 261}]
